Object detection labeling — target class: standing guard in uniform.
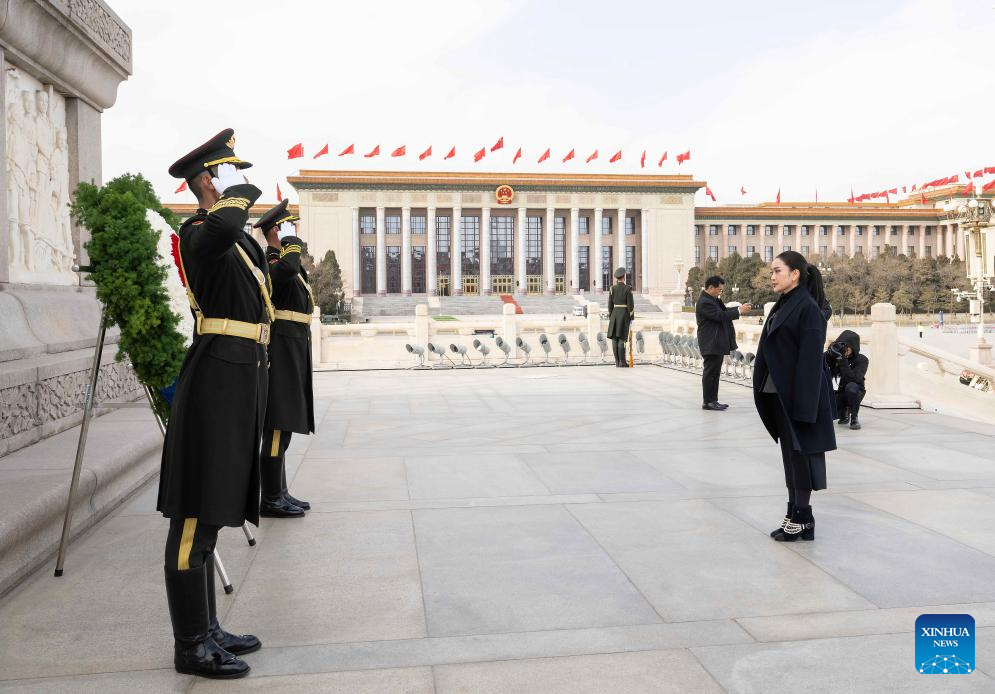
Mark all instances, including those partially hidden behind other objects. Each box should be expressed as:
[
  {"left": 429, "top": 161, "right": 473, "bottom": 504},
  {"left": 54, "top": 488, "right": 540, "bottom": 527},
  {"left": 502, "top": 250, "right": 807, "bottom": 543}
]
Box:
[
  {"left": 253, "top": 199, "right": 316, "bottom": 518},
  {"left": 159, "top": 129, "right": 273, "bottom": 679},
  {"left": 607, "top": 267, "right": 634, "bottom": 367}
]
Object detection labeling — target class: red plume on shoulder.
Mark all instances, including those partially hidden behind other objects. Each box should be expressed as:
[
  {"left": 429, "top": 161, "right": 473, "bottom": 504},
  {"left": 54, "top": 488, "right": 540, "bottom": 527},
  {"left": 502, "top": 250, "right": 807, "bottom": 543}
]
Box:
[{"left": 170, "top": 233, "right": 186, "bottom": 287}]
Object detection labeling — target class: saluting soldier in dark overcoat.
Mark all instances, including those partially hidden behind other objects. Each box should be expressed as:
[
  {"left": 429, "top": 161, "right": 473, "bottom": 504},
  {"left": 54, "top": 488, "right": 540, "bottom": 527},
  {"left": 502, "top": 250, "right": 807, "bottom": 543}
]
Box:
[
  {"left": 606, "top": 267, "right": 634, "bottom": 367},
  {"left": 253, "top": 199, "right": 316, "bottom": 518},
  {"left": 159, "top": 129, "right": 271, "bottom": 679}
]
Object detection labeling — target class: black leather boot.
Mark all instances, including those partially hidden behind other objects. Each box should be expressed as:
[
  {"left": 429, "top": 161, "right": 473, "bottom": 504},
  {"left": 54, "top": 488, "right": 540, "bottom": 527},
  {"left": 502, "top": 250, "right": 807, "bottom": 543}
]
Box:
[
  {"left": 205, "top": 555, "right": 261, "bottom": 655},
  {"left": 838, "top": 407, "right": 850, "bottom": 425},
  {"left": 164, "top": 565, "right": 248, "bottom": 679},
  {"left": 849, "top": 414, "right": 861, "bottom": 430},
  {"left": 770, "top": 502, "right": 794, "bottom": 538},
  {"left": 281, "top": 463, "right": 310, "bottom": 511},
  {"left": 773, "top": 505, "right": 815, "bottom": 542},
  {"left": 260, "top": 457, "right": 304, "bottom": 518}
]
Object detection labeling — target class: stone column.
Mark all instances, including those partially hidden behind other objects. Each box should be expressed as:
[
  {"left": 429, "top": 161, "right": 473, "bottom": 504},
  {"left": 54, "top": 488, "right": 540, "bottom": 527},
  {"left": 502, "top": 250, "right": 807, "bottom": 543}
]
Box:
[
  {"left": 426, "top": 206, "right": 437, "bottom": 295},
  {"left": 451, "top": 206, "right": 462, "bottom": 295},
  {"left": 481, "top": 206, "right": 491, "bottom": 295},
  {"left": 794, "top": 224, "right": 803, "bottom": 254},
  {"left": 351, "top": 207, "right": 361, "bottom": 295},
  {"left": 545, "top": 206, "right": 555, "bottom": 294},
  {"left": 593, "top": 207, "right": 603, "bottom": 293},
  {"left": 401, "top": 206, "right": 412, "bottom": 295},
  {"left": 570, "top": 207, "right": 580, "bottom": 294},
  {"left": 516, "top": 206, "right": 527, "bottom": 295},
  {"left": 918, "top": 226, "right": 927, "bottom": 258},
  {"left": 640, "top": 209, "right": 649, "bottom": 293},
  {"left": 65, "top": 97, "right": 103, "bottom": 280},
  {"left": 0, "top": 51, "right": 8, "bottom": 284},
  {"left": 956, "top": 224, "right": 965, "bottom": 258},
  {"left": 616, "top": 207, "right": 626, "bottom": 281},
  {"left": 849, "top": 226, "right": 857, "bottom": 257},
  {"left": 375, "top": 206, "right": 386, "bottom": 296}
]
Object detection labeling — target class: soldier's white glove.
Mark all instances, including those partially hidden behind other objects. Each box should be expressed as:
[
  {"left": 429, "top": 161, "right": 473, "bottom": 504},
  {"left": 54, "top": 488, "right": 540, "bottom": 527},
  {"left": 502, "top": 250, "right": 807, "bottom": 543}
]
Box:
[
  {"left": 211, "top": 163, "right": 244, "bottom": 195},
  {"left": 277, "top": 221, "right": 296, "bottom": 240}
]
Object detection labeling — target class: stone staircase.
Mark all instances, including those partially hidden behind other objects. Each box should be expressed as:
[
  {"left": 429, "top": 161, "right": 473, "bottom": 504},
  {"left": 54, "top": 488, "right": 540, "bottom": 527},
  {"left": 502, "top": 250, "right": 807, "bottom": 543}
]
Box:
[
  {"left": 356, "top": 296, "right": 430, "bottom": 317},
  {"left": 512, "top": 295, "right": 580, "bottom": 314}
]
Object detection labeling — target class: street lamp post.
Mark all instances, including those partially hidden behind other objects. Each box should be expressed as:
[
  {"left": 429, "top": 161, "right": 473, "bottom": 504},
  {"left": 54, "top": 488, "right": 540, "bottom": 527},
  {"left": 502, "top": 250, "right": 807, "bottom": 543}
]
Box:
[{"left": 943, "top": 194, "right": 994, "bottom": 364}]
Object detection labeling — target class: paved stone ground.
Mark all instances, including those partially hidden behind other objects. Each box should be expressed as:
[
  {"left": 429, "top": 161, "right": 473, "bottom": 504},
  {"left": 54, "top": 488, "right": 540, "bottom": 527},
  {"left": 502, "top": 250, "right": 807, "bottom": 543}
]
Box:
[{"left": 2, "top": 365, "right": 995, "bottom": 693}]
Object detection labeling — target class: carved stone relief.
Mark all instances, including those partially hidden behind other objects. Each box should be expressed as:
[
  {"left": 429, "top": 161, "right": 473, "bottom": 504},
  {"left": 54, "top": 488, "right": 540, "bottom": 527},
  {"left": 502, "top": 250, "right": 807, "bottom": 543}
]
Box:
[{"left": 5, "top": 66, "right": 76, "bottom": 285}]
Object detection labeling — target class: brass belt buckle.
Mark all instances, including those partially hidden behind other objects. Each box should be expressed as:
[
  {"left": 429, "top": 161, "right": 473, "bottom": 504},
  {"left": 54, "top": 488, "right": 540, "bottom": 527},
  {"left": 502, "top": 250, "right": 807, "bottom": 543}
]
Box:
[{"left": 259, "top": 323, "right": 270, "bottom": 344}]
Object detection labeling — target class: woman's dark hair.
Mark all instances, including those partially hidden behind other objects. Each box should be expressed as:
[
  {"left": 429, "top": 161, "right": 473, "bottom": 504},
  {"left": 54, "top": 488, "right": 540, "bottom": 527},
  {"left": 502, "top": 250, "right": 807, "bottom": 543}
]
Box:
[
  {"left": 775, "top": 250, "right": 808, "bottom": 286},
  {"left": 806, "top": 264, "right": 828, "bottom": 310}
]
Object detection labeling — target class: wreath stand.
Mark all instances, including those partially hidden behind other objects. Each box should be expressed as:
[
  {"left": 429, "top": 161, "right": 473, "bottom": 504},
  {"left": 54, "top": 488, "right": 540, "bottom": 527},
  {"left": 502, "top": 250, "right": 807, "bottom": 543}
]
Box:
[{"left": 53, "top": 266, "right": 255, "bottom": 594}]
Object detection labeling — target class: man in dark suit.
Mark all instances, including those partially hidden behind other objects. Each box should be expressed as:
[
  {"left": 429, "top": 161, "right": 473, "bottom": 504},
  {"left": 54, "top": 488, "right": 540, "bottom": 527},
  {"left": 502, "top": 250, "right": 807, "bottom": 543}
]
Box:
[{"left": 695, "top": 275, "right": 751, "bottom": 411}]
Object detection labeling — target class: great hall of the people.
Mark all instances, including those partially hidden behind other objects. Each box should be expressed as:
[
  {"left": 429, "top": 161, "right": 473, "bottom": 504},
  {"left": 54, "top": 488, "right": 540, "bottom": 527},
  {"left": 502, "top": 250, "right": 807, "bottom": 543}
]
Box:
[{"left": 167, "top": 171, "right": 984, "bottom": 300}]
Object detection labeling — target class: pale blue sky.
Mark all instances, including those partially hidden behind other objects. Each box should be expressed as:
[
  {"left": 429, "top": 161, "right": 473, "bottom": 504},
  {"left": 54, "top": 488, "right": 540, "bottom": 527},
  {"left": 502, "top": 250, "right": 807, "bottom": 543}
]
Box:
[{"left": 102, "top": 0, "right": 995, "bottom": 206}]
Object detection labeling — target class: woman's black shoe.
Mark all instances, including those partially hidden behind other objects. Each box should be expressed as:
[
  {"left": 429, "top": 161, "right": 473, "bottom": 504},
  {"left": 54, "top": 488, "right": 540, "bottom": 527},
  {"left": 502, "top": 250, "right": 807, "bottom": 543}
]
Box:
[
  {"left": 773, "top": 505, "right": 815, "bottom": 542},
  {"left": 770, "top": 502, "right": 794, "bottom": 537},
  {"left": 164, "top": 565, "right": 249, "bottom": 679}
]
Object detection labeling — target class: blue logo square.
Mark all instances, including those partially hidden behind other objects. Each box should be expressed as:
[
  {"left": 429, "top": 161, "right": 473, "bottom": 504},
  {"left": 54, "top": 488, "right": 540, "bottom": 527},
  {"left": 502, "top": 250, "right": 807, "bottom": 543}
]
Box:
[{"left": 916, "top": 614, "right": 975, "bottom": 674}]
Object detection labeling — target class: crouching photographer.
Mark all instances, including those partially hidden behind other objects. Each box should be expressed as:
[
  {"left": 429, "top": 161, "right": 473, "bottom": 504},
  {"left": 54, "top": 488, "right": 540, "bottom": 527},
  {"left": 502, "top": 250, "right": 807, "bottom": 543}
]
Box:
[{"left": 825, "top": 330, "right": 869, "bottom": 430}]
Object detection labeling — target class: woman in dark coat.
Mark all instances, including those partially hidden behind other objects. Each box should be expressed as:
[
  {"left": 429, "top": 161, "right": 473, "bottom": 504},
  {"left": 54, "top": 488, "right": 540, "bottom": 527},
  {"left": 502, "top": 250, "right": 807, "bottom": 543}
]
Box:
[
  {"left": 607, "top": 267, "right": 634, "bottom": 367},
  {"left": 753, "top": 251, "right": 837, "bottom": 541}
]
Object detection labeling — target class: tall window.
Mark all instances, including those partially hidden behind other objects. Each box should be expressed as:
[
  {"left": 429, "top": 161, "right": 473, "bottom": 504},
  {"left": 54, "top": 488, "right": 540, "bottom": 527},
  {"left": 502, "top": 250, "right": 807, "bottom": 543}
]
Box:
[
  {"left": 855, "top": 226, "right": 864, "bottom": 236},
  {"left": 783, "top": 226, "right": 792, "bottom": 236},
  {"left": 411, "top": 246, "right": 425, "bottom": 293},
  {"left": 361, "top": 246, "right": 376, "bottom": 294},
  {"left": 783, "top": 244, "right": 792, "bottom": 252},
  {"left": 801, "top": 226, "right": 810, "bottom": 236},
  {"left": 411, "top": 216, "right": 426, "bottom": 235},
  {"left": 746, "top": 245, "right": 757, "bottom": 256},
  {"left": 386, "top": 215, "right": 401, "bottom": 235},
  {"left": 625, "top": 217, "right": 635, "bottom": 235},
  {"left": 908, "top": 226, "right": 917, "bottom": 236},
  {"left": 694, "top": 246, "right": 702, "bottom": 265},
  {"left": 490, "top": 216, "right": 514, "bottom": 275},
  {"left": 801, "top": 245, "right": 810, "bottom": 255},
  {"left": 728, "top": 225, "right": 738, "bottom": 236},
  {"left": 872, "top": 226, "right": 880, "bottom": 236},
  {"left": 601, "top": 246, "right": 613, "bottom": 289},
  {"left": 625, "top": 246, "right": 636, "bottom": 284},
  {"left": 836, "top": 245, "right": 845, "bottom": 256},
  {"left": 579, "top": 246, "right": 590, "bottom": 290},
  {"left": 836, "top": 225, "right": 846, "bottom": 236},
  {"left": 747, "top": 225, "right": 757, "bottom": 236},
  {"left": 436, "top": 216, "right": 451, "bottom": 277},
  {"left": 708, "top": 246, "right": 719, "bottom": 261},
  {"left": 764, "top": 246, "right": 774, "bottom": 262},
  {"left": 873, "top": 246, "right": 880, "bottom": 258},
  {"left": 360, "top": 214, "right": 376, "bottom": 234},
  {"left": 386, "top": 246, "right": 401, "bottom": 293},
  {"left": 526, "top": 216, "right": 542, "bottom": 274},
  {"left": 579, "top": 217, "right": 590, "bottom": 235},
  {"left": 925, "top": 245, "right": 932, "bottom": 257},
  {"left": 602, "top": 216, "right": 612, "bottom": 236},
  {"left": 708, "top": 225, "right": 720, "bottom": 236},
  {"left": 820, "top": 225, "right": 830, "bottom": 236},
  {"left": 727, "top": 245, "right": 737, "bottom": 256},
  {"left": 460, "top": 216, "right": 480, "bottom": 276},
  {"left": 820, "top": 245, "right": 829, "bottom": 256},
  {"left": 695, "top": 225, "right": 703, "bottom": 236},
  {"left": 554, "top": 217, "right": 566, "bottom": 275},
  {"left": 765, "top": 225, "right": 775, "bottom": 236}
]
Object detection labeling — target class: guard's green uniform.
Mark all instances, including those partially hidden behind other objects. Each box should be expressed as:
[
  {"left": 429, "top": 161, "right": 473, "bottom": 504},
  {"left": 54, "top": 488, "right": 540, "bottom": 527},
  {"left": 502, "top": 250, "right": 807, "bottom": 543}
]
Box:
[{"left": 607, "top": 275, "right": 634, "bottom": 367}]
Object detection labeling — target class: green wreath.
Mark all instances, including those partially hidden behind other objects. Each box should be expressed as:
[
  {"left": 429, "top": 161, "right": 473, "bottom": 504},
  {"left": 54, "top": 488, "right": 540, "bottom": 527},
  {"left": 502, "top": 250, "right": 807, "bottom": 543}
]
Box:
[{"left": 71, "top": 173, "right": 187, "bottom": 420}]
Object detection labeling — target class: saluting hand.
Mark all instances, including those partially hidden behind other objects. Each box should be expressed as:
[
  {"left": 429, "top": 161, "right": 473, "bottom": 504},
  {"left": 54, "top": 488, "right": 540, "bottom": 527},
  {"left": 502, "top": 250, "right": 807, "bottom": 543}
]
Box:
[
  {"left": 211, "top": 163, "right": 246, "bottom": 195},
  {"left": 277, "top": 221, "right": 296, "bottom": 241}
]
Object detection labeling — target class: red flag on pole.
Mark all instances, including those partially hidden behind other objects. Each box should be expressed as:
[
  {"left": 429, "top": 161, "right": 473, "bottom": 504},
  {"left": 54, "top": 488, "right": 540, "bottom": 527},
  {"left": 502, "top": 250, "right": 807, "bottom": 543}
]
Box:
[
  {"left": 391, "top": 145, "right": 406, "bottom": 157},
  {"left": 562, "top": 148, "right": 575, "bottom": 162},
  {"left": 921, "top": 192, "right": 928, "bottom": 204},
  {"left": 609, "top": 150, "right": 622, "bottom": 163},
  {"left": 491, "top": 136, "right": 504, "bottom": 152},
  {"left": 911, "top": 184, "right": 917, "bottom": 191},
  {"left": 901, "top": 185, "right": 907, "bottom": 193},
  {"left": 585, "top": 149, "right": 599, "bottom": 163},
  {"left": 640, "top": 150, "right": 646, "bottom": 168},
  {"left": 705, "top": 186, "right": 716, "bottom": 202},
  {"left": 364, "top": 145, "right": 380, "bottom": 158},
  {"left": 984, "top": 167, "right": 995, "bottom": 175},
  {"left": 965, "top": 170, "right": 972, "bottom": 179},
  {"left": 174, "top": 180, "right": 187, "bottom": 194},
  {"left": 676, "top": 150, "right": 690, "bottom": 164},
  {"left": 982, "top": 178, "right": 995, "bottom": 193},
  {"left": 848, "top": 187, "right": 854, "bottom": 204},
  {"left": 776, "top": 189, "right": 781, "bottom": 205},
  {"left": 538, "top": 148, "right": 551, "bottom": 163},
  {"left": 512, "top": 147, "right": 522, "bottom": 164},
  {"left": 338, "top": 144, "right": 355, "bottom": 156},
  {"left": 658, "top": 151, "right": 667, "bottom": 167},
  {"left": 419, "top": 146, "right": 432, "bottom": 160},
  {"left": 974, "top": 169, "right": 983, "bottom": 178},
  {"left": 473, "top": 147, "right": 486, "bottom": 162},
  {"left": 287, "top": 143, "right": 304, "bottom": 159},
  {"left": 313, "top": 144, "right": 329, "bottom": 159},
  {"left": 445, "top": 146, "right": 456, "bottom": 160},
  {"left": 740, "top": 186, "right": 747, "bottom": 196},
  {"left": 276, "top": 183, "right": 283, "bottom": 202}
]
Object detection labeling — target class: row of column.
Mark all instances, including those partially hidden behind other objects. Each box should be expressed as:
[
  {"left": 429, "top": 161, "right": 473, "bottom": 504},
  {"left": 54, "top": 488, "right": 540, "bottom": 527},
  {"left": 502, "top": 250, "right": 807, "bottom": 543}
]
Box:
[
  {"left": 352, "top": 206, "right": 649, "bottom": 296},
  {"left": 698, "top": 223, "right": 964, "bottom": 262}
]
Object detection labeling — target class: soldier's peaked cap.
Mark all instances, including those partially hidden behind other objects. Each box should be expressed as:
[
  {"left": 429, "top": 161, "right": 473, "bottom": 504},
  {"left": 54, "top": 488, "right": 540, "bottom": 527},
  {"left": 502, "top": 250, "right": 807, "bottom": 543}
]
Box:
[
  {"left": 253, "top": 199, "right": 301, "bottom": 231},
  {"left": 614, "top": 267, "right": 626, "bottom": 279},
  {"left": 168, "top": 128, "right": 252, "bottom": 179}
]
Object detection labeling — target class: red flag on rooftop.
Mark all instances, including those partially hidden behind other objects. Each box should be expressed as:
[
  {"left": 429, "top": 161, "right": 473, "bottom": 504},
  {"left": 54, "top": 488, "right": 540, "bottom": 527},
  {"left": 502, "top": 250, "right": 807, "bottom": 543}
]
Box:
[
  {"left": 949, "top": 175, "right": 959, "bottom": 184},
  {"left": 982, "top": 178, "right": 995, "bottom": 193},
  {"left": 888, "top": 188, "right": 897, "bottom": 195},
  {"left": 965, "top": 170, "right": 973, "bottom": 180},
  {"left": 901, "top": 185, "right": 907, "bottom": 193},
  {"left": 985, "top": 166, "right": 995, "bottom": 175},
  {"left": 512, "top": 147, "right": 522, "bottom": 164},
  {"left": 364, "top": 145, "right": 380, "bottom": 158},
  {"left": 313, "top": 144, "right": 329, "bottom": 159},
  {"left": 419, "top": 146, "right": 432, "bottom": 160},
  {"left": 174, "top": 180, "right": 187, "bottom": 194},
  {"left": 473, "top": 147, "right": 486, "bottom": 162},
  {"left": 776, "top": 188, "right": 781, "bottom": 205},
  {"left": 445, "top": 146, "right": 456, "bottom": 160},
  {"left": 276, "top": 183, "right": 283, "bottom": 202},
  {"left": 705, "top": 186, "right": 716, "bottom": 202},
  {"left": 538, "top": 148, "right": 551, "bottom": 163},
  {"left": 391, "top": 145, "right": 406, "bottom": 157},
  {"left": 491, "top": 136, "right": 504, "bottom": 152},
  {"left": 658, "top": 151, "right": 667, "bottom": 167},
  {"left": 911, "top": 184, "right": 917, "bottom": 191},
  {"left": 585, "top": 149, "right": 598, "bottom": 163},
  {"left": 676, "top": 149, "right": 690, "bottom": 164},
  {"left": 640, "top": 150, "right": 646, "bottom": 168},
  {"left": 848, "top": 187, "right": 854, "bottom": 204},
  {"left": 562, "top": 148, "right": 575, "bottom": 163},
  {"left": 974, "top": 169, "right": 983, "bottom": 178},
  {"left": 609, "top": 150, "right": 622, "bottom": 163},
  {"left": 963, "top": 182, "right": 975, "bottom": 194},
  {"left": 921, "top": 192, "right": 928, "bottom": 204},
  {"left": 338, "top": 144, "right": 355, "bottom": 156},
  {"left": 287, "top": 143, "right": 304, "bottom": 159}
]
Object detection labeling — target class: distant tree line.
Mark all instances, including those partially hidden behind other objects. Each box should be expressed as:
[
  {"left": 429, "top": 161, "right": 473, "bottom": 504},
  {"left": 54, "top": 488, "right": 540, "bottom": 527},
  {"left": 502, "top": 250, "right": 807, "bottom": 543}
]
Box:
[{"left": 686, "top": 251, "right": 970, "bottom": 317}]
